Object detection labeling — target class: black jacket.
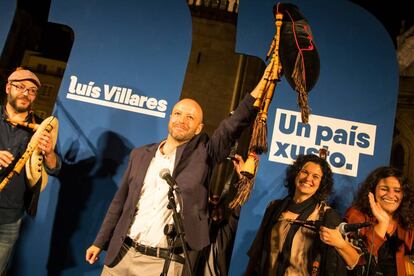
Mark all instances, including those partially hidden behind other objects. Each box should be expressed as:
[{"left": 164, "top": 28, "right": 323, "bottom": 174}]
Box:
[
  {"left": 0, "top": 106, "right": 60, "bottom": 223},
  {"left": 245, "top": 197, "right": 348, "bottom": 276}
]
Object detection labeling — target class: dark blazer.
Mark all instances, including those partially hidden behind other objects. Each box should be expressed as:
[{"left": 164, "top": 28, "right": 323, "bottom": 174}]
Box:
[{"left": 93, "top": 95, "right": 257, "bottom": 266}]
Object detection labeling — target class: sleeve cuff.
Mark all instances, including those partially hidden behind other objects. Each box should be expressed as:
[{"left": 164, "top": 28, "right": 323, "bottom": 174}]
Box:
[{"left": 44, "top": 154, "right": 62, "bottom": 175}]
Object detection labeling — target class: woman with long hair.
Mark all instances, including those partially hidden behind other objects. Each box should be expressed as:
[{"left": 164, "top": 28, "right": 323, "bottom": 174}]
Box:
[{"left": 345, "top": 166, "right": 414, "bottom": 275}]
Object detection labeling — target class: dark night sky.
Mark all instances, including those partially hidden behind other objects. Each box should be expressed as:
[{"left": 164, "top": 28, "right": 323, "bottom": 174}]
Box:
[
  {"left": 15, "top": 0, "right": 414, "bottom": 62},
  {"left": 351, "top": 0, "right": 414, "bottom": 44},
  {"left": 18, "top": 0, "right": 414, "bottom": 40}
]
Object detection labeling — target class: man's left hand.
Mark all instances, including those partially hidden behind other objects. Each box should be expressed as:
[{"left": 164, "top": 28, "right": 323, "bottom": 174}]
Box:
[
  {"left": 38, "top": 130, "right": 57, "bottom": 169},
  {"left": 38, "top": 130, "right": 54, "bottom": 156}
]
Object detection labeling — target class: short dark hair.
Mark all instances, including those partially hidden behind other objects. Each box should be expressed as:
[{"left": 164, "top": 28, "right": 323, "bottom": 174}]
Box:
[
  {"left": 353, "top": 166, "right": 414, "bottom": 228},
  {"left": 284, "top": 154, "right": 333, "bottom": 201}
]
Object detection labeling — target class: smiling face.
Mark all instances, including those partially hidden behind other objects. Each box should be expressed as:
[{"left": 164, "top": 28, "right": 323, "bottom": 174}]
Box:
[
  {"left": 167, "top": 99, "right": 203, "bottom": 144},
  {"left": 293, "top": 161, "right": 323, "bottom": 202},
  {"left": 374, "top": 176, "right": 403, "bottom": 215}
]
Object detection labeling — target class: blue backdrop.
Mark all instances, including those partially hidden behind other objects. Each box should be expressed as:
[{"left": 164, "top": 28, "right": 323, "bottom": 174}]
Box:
[
  {"left": 2, "top": 1, "right": 191, "bottom": 275},
  {"left": 0, "top": 0, "right": 398, "bottom": 275},
  {"left": 0, "top": 1, "right": 15, "bottom": 54},
  {"left": 229, "top": 0, "right": 398, "bottom": 275}
]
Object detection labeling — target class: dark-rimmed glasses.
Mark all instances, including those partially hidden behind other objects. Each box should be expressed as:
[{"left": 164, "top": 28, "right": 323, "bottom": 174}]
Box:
[{"left": 9, "top": 82, "right": 38, "bottom": 96}]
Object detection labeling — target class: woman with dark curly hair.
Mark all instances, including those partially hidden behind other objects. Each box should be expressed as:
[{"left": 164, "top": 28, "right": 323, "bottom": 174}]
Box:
[
  {"left": 245, "top": 154, "right": 359, "bottom": 275},
  {"left": 345, "top": 166, "right": 414, "bottom": 275}
]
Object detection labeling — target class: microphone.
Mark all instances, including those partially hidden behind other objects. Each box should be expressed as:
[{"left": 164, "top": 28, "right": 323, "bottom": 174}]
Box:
[
  {"left": 338, "top": 222, "right": 372, "bottom": 235},
  {"left": 159, "top": 168, "right": 178, "bottom": 189}
]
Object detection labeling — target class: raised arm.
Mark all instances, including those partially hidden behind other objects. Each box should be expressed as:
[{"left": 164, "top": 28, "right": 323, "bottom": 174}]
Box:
[{"left": 207, "top": 66, "right": 271, "bottom": 162}]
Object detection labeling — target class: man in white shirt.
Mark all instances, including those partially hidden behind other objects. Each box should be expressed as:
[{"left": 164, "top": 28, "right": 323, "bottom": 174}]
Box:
[{"left": 86, "top": 81, "right": 262, "bottom": 275}]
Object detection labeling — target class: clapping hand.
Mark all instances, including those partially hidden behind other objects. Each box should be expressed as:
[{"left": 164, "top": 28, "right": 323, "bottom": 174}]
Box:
[
  {"left": 368, "top": 192, "right": 389, "bottom": 225},
  {"left": 368, "top": 192, "right": 389, "bottom": 237}
]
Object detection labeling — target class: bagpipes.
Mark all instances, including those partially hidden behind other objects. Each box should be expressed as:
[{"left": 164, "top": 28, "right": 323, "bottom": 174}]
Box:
[
  {"left": 0, "top": 116, "right": 59, "bottom": 192},
  {"left": 230, "top": 2, "right": 320, "bottom": 209}
]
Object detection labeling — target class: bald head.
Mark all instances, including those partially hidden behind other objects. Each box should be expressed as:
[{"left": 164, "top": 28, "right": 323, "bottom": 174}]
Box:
[
  {"left": 168, "top": 98, "right": 204, "bottom": 143},
  {"left": 175, "top": 99, "right": 203, "bottom": 122}
]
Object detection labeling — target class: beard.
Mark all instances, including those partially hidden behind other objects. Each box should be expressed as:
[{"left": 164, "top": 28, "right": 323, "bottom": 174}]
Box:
[
  {"left": 169, "top": 129, "right": 191, "bottom": 142},
  {"left": 168, "top": 124, "right": 196, "bottom": 143},
  {"left": 8, "top": 94, "right": 32, "bottom": 113}
]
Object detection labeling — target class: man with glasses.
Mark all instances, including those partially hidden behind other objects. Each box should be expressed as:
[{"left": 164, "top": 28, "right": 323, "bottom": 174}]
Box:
[{"left": 0, "top": 68, "right": 61, "bottom": 274}]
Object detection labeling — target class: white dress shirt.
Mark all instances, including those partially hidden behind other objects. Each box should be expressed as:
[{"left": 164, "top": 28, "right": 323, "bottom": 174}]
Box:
[{"left": 128, "top": 142, "right": 179, "bottom": 248}]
